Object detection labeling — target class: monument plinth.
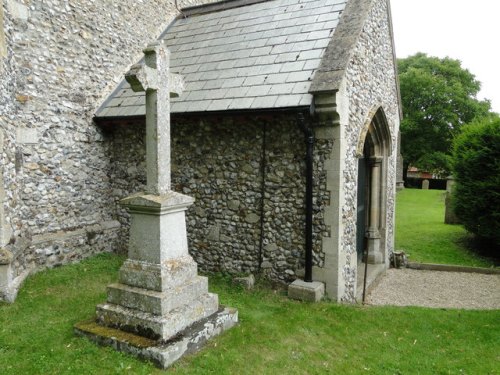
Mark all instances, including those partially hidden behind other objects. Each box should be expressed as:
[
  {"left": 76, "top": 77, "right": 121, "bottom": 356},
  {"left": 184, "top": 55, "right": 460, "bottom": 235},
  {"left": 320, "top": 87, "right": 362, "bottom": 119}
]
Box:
[
  {"left": 95, "top": 192, "right": 219, "bottom": 341},
  {"left": 75, "top": 41, "right": 237, "bottom": 368}
]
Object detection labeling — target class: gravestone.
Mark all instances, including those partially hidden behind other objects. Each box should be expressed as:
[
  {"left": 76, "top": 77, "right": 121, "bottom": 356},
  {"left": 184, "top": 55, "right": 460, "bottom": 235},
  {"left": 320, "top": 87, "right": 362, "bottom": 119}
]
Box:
[
  {"left": 422, "top": 179, "right": 429, "bottom": 190},
  {"left": 444, "top": 176, "right": 460, "bottom": 224},
  {"left": 75, "top": 41, "right": 237, "bottom": 368}
]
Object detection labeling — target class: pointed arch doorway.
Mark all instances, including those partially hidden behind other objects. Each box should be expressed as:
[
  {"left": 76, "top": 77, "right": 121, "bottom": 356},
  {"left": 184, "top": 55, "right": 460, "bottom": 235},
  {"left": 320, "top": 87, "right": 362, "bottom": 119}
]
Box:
[{"left": 356, "top": 107, "right": 392, "bottom": 269}]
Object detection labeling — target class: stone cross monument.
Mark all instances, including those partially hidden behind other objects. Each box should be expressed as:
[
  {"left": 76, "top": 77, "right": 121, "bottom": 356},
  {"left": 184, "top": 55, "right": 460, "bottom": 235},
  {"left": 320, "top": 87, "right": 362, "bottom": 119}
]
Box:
[
  {"left": 76, "top": 41, "right": 237, "bottom": 369},
  {"left": 124, "top": 41, "right": 184, "bottom": 194}
]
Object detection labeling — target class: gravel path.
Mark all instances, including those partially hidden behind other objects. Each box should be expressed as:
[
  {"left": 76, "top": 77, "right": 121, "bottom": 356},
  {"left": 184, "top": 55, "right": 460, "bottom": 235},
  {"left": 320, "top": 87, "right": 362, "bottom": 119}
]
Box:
[{"left": 366, "top": 268, "right": 500, "bottom": 310}]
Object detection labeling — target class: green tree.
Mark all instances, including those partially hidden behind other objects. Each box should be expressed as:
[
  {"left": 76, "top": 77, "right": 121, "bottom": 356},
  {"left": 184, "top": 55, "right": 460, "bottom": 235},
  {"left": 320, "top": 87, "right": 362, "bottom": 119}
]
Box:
[
  {"left": 398, "top": 53, "right": 491, "bottom": 177},
  {"left": 452, "top": 117, "right": 500, "bottom": 250}
]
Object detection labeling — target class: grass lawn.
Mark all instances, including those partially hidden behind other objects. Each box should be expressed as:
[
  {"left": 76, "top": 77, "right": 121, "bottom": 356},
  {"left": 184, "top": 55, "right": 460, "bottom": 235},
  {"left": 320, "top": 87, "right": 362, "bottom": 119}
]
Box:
[
  {"left": 395, "top": 189, "right": 495, "bottom": 267},
  {"left": 1, "top": 253, "right": 499, "bottom": 374}
]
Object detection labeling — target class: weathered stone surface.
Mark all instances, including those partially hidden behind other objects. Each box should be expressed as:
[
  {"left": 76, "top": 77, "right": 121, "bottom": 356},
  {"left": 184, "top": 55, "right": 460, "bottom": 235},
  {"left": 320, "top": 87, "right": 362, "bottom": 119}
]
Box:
[
  {"left": 0, "top": 248, "right": 13, "bottom": 265},
  {"left": 288, "top": 280, "right": 325, "bottom": 302},
  {"left": 106, "top": 276, "right": 209, "bottom": 315},
  {"left": 121, "top": 192, "right": 194, "bottom": 264},
  {"left": 110, "top": 115, "right": 331, "bottom": 283},
  {"left": 265, "top": 243, "right": 278, "bottom": 253},
  {"left": 120, "top": 192, "right": 195, "bottom": 213},
  {"left": 227, "top": 200, "right": 240, "bottom": 211},
  {"left": 233, "top": 274, "right": 255, "bottom": 290},
  {"left": 5, "top": 0, "right": 29, "bottom": 21},
  {"left": 207, "top": 225, "right": 220, "bottom": 241},
  {"left": 119, "top": 257, "right": 198, "bottom": 292},
  {"left": 333, "top": 0, "right": 399, "bottom": 302},
  {"left": 0, "top": 0, "right": 216, "bottom": 301},
  {"left": 124, "top": 41, "right": 184, "bottom": 195},
  {"left": 1, "top": 0, "right": 399, "bottom": 305},
  {"left": 75, "top": 307, "right": 238, "bottom": 369},
  {"left": 93, "top": 39, "right": 227, "bottom": 365},
  {"left": 0, "top": 1, "right": 6, "bottom": 57},
  {"left": 245, "top": 213, "right": 260, "bottom": 224},
  {"left": 96, "top": 292, "right": 218, "bottom": 340},
  {"left": 15, "top": 127, "right": 38, "bottom": 144}
]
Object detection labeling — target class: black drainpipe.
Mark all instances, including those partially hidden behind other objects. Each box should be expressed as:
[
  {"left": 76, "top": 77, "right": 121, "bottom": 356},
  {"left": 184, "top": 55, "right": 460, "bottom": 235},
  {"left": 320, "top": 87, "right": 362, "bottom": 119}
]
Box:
[{"left": 297, "top": 113, "right": 314, "bottom": 283}]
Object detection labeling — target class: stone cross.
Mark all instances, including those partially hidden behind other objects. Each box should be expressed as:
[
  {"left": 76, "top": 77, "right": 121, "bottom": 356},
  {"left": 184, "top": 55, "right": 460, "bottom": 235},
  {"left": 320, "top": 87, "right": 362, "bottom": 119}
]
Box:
[{"left": 125, "top": 41, "right": 184, "bottom": 195}]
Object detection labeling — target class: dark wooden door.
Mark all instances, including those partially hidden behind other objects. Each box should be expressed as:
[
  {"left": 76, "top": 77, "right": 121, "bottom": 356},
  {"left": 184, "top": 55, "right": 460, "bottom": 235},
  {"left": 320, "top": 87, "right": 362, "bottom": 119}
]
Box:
[{"left": 356, "top": 156, "right": 368, "bottom": 260}]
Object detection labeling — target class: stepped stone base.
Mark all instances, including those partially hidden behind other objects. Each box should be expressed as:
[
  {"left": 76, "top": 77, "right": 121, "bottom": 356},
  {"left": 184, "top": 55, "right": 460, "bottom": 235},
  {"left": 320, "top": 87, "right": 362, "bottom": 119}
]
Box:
[
  {"left": 81, "top": 192, "right": 237, "bottom": 367},
  {"left": 95, "top": 255, "right": 219, "bottom": 341},
  {"left": 96, "top": 293, "right": 218, "bottom": 340},
  {"left": 75, "top": 307, "right": 238, "bottom": 369},
  {"left": 106, "top": 275, "right": 209, "bottom": 315}
]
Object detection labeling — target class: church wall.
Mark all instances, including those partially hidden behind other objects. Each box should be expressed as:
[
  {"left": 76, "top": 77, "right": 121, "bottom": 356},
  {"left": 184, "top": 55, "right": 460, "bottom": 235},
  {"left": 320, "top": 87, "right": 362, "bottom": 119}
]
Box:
[
  {"left": 0, "top": 0, "right": 400, "bottom": 302},
  {"left": 107, "top": 112, "right": 333, "bottom": 284},
  {"left": 0, "top": 0, "right": 215, "bottom": 301},
  {"left": 339, "top": 0, "right": 400, "bottom": 301}
]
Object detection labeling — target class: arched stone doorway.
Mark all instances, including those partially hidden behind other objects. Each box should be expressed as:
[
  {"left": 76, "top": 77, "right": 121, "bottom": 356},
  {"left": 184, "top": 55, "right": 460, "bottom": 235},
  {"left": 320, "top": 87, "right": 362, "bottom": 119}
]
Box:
[{"left": 356, "top": 107, "right": 392, "bottom": 265}]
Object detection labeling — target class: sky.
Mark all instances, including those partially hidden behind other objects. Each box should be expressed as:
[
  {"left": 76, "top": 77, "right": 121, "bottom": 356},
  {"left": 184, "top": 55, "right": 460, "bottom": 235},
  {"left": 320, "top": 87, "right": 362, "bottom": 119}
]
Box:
[{"left": 390, "top": 0, "right": 500, "bottom": 113}]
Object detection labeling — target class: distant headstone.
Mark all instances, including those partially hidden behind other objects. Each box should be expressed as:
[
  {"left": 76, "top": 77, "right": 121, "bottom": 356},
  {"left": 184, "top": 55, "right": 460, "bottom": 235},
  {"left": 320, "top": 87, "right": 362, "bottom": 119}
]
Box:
[
  {"left": 422, "top": 179, "right": 429, "bottom": 190},
  {"left": 446, "top": 176, "right": 455, "bottom": 193},
  {"left": 396, "top": 133, "right": 405, "bottom": 190},
  {"left": 444, "top": 176, "right": 460, "bottom": 224}
]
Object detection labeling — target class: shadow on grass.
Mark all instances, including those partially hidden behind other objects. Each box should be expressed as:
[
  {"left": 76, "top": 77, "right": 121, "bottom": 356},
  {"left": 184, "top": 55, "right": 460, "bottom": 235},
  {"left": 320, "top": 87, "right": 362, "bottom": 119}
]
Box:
[{"left": 456, "top": 234, "right": 500, "bottom": 266}]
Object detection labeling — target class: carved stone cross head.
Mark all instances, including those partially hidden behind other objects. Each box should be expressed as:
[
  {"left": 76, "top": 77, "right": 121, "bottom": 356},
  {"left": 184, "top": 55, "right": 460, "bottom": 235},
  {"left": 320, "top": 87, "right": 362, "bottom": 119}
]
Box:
[{"left": 126, "top": 41, "right": 184, "bottom": 96}]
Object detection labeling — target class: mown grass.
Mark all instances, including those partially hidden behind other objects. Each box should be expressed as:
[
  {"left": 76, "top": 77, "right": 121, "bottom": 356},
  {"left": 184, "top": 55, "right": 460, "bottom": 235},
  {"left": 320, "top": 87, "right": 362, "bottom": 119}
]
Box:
[
  {"left": 395, "top": 189, "right": 495, "bottom": 267},
  {"left": 1, "top": 253, "right": 499, "bottom": 374}
]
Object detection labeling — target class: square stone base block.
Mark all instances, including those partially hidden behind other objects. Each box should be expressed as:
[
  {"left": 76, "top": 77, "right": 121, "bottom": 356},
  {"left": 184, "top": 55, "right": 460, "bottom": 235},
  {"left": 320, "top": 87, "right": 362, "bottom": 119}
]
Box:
[
  {"left": 75, "top": 307, "right": 238, "bottom": 369},
  {"left": 288, "top": 280, "right": 325, "bottom": 302}
]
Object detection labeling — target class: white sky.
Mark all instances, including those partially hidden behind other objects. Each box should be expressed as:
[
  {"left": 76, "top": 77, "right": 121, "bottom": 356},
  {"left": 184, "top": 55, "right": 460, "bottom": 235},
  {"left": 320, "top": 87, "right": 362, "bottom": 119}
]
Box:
[{"left": 390, "top": 0, "right": 500, "bottom": 113}]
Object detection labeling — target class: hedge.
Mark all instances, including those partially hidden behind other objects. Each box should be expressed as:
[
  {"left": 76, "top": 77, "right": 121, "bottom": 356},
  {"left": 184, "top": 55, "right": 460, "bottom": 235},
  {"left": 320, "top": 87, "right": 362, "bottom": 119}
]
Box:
[{"left": 452, "top": 118, "right": 500, "bottom": 249}]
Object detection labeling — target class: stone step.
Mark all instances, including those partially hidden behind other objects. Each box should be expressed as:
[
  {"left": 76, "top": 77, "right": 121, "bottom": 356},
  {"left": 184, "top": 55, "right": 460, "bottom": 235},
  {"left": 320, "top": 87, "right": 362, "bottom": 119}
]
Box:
[
  {"left": 96, "top": 292, "right": 219, "bottom": 341},
  {"left": 119, "top": 257, "right": 198, "bottom": 292},
  {"left": 106, "top": 276, "right": 209, "bottom": 315},
  {"left": 75, "top": 307, "right": 238, "bottom": 370}
]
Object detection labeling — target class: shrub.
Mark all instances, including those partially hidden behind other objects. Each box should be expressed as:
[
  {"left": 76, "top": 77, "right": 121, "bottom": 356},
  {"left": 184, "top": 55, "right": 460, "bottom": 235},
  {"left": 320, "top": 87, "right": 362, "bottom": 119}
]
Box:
[{"left": 452, "top": 117, "right": 500, "bottom": 250}]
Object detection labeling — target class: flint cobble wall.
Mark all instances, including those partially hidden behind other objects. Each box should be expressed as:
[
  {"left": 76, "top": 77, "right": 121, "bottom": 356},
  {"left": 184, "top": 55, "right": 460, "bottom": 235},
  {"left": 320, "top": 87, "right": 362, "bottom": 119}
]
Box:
[
  {"left": 107, "top": 112, "right": 332, "bottom": 282},
  {"left": 0, "top": 0, "right": 214, "bottom": 286},
  {"left": 340, "top": 0, "right": 399, "bottom": 301}
]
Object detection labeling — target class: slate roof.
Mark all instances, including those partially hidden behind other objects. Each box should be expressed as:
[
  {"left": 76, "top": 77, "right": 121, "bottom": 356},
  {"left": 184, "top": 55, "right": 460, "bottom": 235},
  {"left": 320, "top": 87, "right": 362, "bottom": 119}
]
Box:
[{"left": 96, "top": 0, "right": 347, "bottom": 118}]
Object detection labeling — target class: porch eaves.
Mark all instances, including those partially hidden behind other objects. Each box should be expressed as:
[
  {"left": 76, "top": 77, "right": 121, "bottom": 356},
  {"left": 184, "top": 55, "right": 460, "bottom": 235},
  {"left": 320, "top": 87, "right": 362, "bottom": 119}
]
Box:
[
  {"left": 95, "top": 0, "right": 348, "bottom": 118},
  {"left": 309, "top": 0, "right": 373, "bottom": 94}
]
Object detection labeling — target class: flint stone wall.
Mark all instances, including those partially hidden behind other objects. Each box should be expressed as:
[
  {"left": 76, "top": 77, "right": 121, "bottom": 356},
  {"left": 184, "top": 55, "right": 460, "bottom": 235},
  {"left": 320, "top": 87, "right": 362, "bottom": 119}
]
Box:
[
  {"left": 339, "top": 0, "right": 399, "bottom": 301},
  {"left": 0, "top": 0, "right": 214, "bottom": 294},
  {"left": 108, "top": 113, "right": 332, "bottom": 282}
]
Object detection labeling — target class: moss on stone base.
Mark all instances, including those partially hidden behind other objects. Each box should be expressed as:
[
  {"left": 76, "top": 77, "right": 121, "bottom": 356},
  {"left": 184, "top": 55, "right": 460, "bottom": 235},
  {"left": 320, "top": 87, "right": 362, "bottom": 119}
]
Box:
[{"left": 74, "top": 319, "right": 156, "bottom": 348}]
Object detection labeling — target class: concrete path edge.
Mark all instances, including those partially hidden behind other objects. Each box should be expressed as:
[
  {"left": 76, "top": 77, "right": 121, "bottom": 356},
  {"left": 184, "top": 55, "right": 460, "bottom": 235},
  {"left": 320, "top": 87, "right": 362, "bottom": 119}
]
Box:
[{"left": 407, "top": 262, "right": 500, "bottom": 275}]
